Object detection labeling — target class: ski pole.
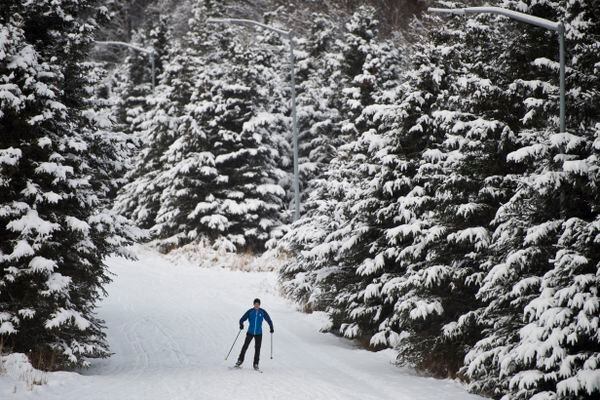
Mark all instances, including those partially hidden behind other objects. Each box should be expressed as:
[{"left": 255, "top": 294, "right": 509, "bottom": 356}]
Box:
[
  {"left": 225, "top": 329, "right": 243, "bottom": 360},
  {"left": 270, "top": 332, "right": 273, "bottom": 359}
]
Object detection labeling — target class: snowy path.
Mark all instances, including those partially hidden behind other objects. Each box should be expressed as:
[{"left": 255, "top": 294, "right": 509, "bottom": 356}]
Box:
[{"left": 3, "top": 248, "right": 485, "bottom": 400}]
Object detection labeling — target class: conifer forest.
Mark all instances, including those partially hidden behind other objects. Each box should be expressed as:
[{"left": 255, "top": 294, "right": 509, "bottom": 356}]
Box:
[{"left": 1, "top": 1, "right": 599, "bottom": 399}]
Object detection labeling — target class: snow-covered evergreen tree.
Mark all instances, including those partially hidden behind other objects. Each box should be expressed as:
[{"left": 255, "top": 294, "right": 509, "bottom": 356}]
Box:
[
  {"left": 374, "top": 9, "right": 525, "bottom": 376},
  {"left": 83, "top": 61, "right": 133, "bottom": 203},
  {"left": 295, "top": 14, "right": 343, "bottom": 188},
  {"left": 203, "top": 33, "right": 289, "bottom": 252},
  {"left": 114, "top": 45, "right": 196, "bottom": 232},
  {"left": 115, "top": 1, "right": 221, "bottom": 238},
  {"left": 324, "top": 19, "right": 405, "bottom": 345},
  {"left": 113, "top": 13, "right": 170, "bottom": 134},
  {"left": 0, "top": 0, "right": 140, "bottom": 368},
  {"left": 117, "top": 0, "right": 290, "bottom": 252},
  {"left": 279, "top": 5, "right": 403, "bottom": 322},
  {"left": 463, "top": 1, "right": 600, "bottom": 398},
  {"left": 280, "top": 2, "right": 599, "bottom": 392}
]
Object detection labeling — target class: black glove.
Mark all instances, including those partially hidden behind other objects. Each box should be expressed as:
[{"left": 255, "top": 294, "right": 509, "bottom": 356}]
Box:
[
  {"left": 270, "top": 328, "right": 274, "bottom": 333},
  {"left": 239, "top": 324, "right": 244, "bottom": 330}
]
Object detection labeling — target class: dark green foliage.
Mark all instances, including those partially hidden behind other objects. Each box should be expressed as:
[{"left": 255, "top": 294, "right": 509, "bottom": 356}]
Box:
[
  {"left": 280, "top": 2, "right": 599, "bottom": 399},
  {"left": 0, "top": 0, "right": 139, "bottom": 369}
]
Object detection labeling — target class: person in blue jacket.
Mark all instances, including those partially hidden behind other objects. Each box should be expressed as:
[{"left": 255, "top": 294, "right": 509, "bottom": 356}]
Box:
[{"left": 236, "top": 298, "right": 274, "bottom": 369}]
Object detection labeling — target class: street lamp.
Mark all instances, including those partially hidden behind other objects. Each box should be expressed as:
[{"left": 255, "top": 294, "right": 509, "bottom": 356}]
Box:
[
  {"left": 206, "top": 18, "right": 301, "bottom": 221},
  {"left": 428, "top": 6, "right": 566, "bottom": 132},
  {"left": 95, "top": 41, "right": 156, "bottom": 90}
]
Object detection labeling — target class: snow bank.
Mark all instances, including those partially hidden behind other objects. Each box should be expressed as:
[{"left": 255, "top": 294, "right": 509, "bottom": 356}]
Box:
[
  {"left": 0, "top": 353, "right": 79, "bottom": 396},
  {"left": 0, "top": 353, "right": 46, "bottom": 393}
]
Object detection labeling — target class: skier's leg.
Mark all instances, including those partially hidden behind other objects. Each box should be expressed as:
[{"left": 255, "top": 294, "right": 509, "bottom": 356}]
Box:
[
  {"left": 253, "top": 334, "right": 262, "bottom": 366},
  {"left": 237, "top": 334, "right": 253, "bottom": 364}
]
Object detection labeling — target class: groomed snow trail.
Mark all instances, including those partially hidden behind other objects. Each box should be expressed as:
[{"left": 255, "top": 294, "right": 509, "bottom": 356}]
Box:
[{"left": 4, "top": 248, "right": 486, "bottom": 400}]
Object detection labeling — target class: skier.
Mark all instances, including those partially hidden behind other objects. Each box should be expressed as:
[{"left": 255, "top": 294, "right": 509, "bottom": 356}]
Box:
[{"left": 235, "top": 298, "right": 274, "bottom": 370}]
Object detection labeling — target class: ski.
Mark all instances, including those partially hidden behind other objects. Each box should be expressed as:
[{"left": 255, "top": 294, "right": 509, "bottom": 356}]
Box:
[{"left": 254, "top": 368, "right": 263, "bottom": 373}]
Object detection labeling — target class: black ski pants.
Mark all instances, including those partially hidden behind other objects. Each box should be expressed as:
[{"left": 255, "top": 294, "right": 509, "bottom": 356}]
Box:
[{"left": 238, "top": 333, "right": 262, "bottom": 365}]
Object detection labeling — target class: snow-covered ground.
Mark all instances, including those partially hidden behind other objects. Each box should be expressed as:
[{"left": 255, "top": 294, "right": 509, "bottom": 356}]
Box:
[{"left": 1, "top": 247, "right": 486, "bottom": 400}]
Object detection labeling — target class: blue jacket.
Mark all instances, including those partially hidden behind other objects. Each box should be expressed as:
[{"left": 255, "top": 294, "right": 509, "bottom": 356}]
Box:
[{"left": 240, "top": 308, "right": 273, "bottom": 335}]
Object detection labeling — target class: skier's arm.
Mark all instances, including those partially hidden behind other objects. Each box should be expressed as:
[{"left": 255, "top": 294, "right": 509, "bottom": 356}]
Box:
[
  {"left": 239, "top": 310, "right": 250, "bottom": 329},
  {"left": 264, "top": 310, "right": 274, "bottom": 333}
]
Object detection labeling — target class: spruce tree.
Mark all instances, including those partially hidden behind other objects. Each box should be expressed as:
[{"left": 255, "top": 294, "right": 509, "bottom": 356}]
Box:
[
  {"left": 295, "top": 13, "right": 343, "bottom": 187},
  {"left": 182, "top": 3, "right": 289, "bottom": 252},
  {"left": 113, "top": 15, "right": 169, "bottom": 133},
  {"left": 206, "top": 44, "right": 289, "bottom": 252},
  {"left": 118, "top": 0, "right": 290, "bottom": 252},
  {"left": 0, "top": 0, "right": 139, "bottom": 368},
  {"left": 280, "top": 5, "right": 403, "bottom": 327},
  {"left": 83, "top": 61, "right": 133, "bottom": 203},
  {"left": 114, "top": 46, "right": 195, "bottom": 232},
  {"left": 463, "top": 1, "right": 600, "bottom": 398}
]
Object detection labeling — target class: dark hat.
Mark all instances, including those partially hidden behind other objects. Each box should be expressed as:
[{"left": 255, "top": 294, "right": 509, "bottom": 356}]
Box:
[{"left": 253, "top": 298, "right": 261, "bottom": 304}]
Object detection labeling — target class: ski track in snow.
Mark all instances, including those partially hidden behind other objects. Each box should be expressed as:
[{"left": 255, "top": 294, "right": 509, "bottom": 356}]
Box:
[{"left": 2, "top": 247, "right": 486, "bottom": 400}]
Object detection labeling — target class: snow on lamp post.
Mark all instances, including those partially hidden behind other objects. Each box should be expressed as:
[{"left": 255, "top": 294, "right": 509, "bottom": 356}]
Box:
[
  {"left": 95, "top": 41, "right": 156, "bottom": 90},
  {"left": 428, "top": 6, "right": 566, "bottom": 133},
  {"left": 206, "top": 18, "right": 301, "bottom": 221}
]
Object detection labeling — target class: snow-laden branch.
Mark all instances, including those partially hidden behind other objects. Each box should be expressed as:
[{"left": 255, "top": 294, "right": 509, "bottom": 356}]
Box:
[{"left": 206, "top": 18, "right": 292, "bottom": 38}]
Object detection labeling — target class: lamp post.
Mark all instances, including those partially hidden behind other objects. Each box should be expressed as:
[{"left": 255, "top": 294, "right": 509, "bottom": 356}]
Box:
[
  {"left": 95, "top": 40, "right": 156, "bottom": 90},
  {"left": 428, "top": 6, "right": 566, "bottom": 133},
  {"left": 206, "top": 18, "right": 301, "bottom": 221}
]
